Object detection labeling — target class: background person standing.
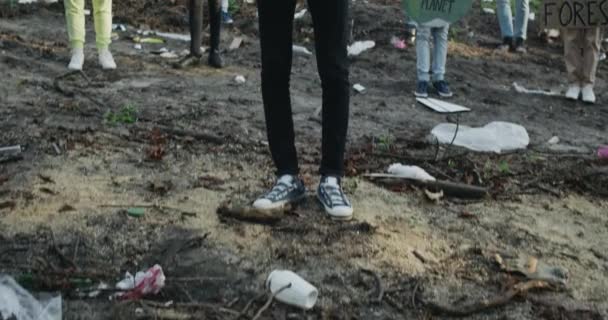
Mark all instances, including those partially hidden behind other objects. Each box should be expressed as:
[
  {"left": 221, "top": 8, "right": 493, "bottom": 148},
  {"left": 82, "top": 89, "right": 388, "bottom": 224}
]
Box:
[
  {"left": 178, "top": 0, "right": 223, "bottom": 68},
  {"left": 496, "top": 0, "right": 529, "bottom": 53},
  {"left": 563, "top": 27, "right": 603, "bottom": 104},
  {"left": 64, "top": 0, "right": 116, "bottom": 70}
]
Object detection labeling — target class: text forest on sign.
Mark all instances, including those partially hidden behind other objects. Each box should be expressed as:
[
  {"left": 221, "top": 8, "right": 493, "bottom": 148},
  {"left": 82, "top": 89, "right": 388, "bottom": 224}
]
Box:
[{"left": 542, "top": 0, "right": 608, "bottom": 28}]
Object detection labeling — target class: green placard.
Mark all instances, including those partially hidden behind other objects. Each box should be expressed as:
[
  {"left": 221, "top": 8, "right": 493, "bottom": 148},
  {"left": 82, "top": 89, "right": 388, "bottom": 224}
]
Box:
[{"left": 403, "top": 0, "right": 473, "bottom": 27}]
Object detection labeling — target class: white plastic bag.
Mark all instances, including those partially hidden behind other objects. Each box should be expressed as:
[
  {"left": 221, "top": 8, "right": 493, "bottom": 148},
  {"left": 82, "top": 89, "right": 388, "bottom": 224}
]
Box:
[
  {"left": 115, "top": 265, "right": 165, "bottom": 300},
  {"left": 387, "top": 164, "right": 436, "bottom": 181},
  {"left": 0, "top": 275, "right": 61, "bottom": 320},
  {"left": 347, "top": 41, "right": 375, "bottom": 56},
  {"left": 430, "top": 121, "right": 529, "bottom": 153}
]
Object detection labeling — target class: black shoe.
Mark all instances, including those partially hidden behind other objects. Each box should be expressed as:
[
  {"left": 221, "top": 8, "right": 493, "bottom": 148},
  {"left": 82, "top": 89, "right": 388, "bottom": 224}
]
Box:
[
  {"left": 497, "top": 36, "right": 513, "bottom": 51},
  {"left": 514, "top": 37, "right": 526, "bottom": 53},
  {"left": 208, "top": 49, "right": 223, "bottom": 68},
  {"left": 414, "top": 81, "right": 429, "bottom": 98},
  {"left": 433, "top": 80, "right": 453, "bottom": 98},
  {"left": 174, "top": 54, "right": 201, "bottom": 69},
  {"left": 253, "top": 175, "right": 306, "bottom": 210}
]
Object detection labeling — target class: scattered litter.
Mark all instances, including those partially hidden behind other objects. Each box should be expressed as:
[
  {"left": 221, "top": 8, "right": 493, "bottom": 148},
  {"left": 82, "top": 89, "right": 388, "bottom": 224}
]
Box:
[
  {"left": 431, "top": 121, "right": 530, "bottom": 153},
  {"left": 160, "top": 51, "right": 179, "bottom": 59},
  {"left": 390, "top": 36, "right": 406, "bottom": 49},
  {"left": 347, "top": 40, "right": 375, "bottom": 56},
  {"left": 293, "top": 45, "right": 312, "bottom": 56},
  {"left": 127, "top": 207, "right": 145, "bottom": 218},
  {"left": 135, "top": 37, "right": 164, "bottom": 44},
  {"left": 388, "top": 163, "right": 436, "bottom": 181},
  {"left": 598, "top": 146, "right": 608, "bottom": 160},
  {"left": 0, "top": 145, "right": 21, "bottom": 155},
  {"left": 229, "top": 37, "right": 243, "bottom": 50},
  {"left": 424, "top": 189, "right": 444, "bottom": 202},
  {"left": 495, "top": 254, "right": 568, "bottom": 285},
  {"left": 112, "top": 24, "right": 127, "bottom": 32},
  {"left": 83, "top": 9, "right": 90, "bottom": 15},
  {"left": 155, "top": 32, "right": 191, "bottom": 42},
  {"left": 266, "top": 270, "right": 318, "bottom": 310},
  {"left": 0, "top": 275, "right": 62, "bottom": 320},
  {"left": 600, "top": 52, "right": 606, "bottom": 61},
  {"left": 529, "top": 12, "right": 535, "bottom": 21},
  {"left": 482, "top": 8, "right": 495, "bottom": 15},
  {"left": 417, "top": 98, "right": 471, "bottom": 113},
  {"left": 547, "top": 136, "right": 560, "bottom": 145},
  {"left": 234, "top": 75, "right": 246, "bottom": 84},
  {"left": 294, "top": 9, "right": 307, "bottom": 19},
  {"left": 134, "top": 44, "right": 142, "bottom": 50},
  {"left": 86, "top": 282, "right": 109, "bottom": 298},
  {"left": 353, "top": 83, "right": 366, "bottom": 93},
  {"left": 115, "top": 265, "right": 165, "bottom": 300},
  {"left": 512, "top": 82, "right": 560, "bottom": 96}
]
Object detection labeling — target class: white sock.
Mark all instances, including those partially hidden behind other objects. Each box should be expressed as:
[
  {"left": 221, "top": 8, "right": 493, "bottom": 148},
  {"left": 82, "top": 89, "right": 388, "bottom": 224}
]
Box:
[
  {"left": 98, "top": 48, "right": 116, "bottom": 70},
  {"left": 68, "top": 48, "right": 84, "bottom": 71}
]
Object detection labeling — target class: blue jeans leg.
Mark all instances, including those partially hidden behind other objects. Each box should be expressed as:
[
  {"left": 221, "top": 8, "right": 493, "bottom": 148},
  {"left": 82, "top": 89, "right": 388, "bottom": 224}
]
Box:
[
  {"left": 496, "top": 0, "right": 513, "bottom": 39},
  {"left": 416, "top": 26, "right": 431, "bottom": 82},
  {"left": 431, "top": 25, "right": 449, "bottom": 81}
]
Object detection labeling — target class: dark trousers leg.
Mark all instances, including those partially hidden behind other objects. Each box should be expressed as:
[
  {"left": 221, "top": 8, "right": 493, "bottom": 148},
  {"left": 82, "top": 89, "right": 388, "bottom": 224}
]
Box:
[
  {"left": 189, "top": 0, "right": 221, "bottom": 55},
  {"left": 257, "top": 0, "right": 299, "bottom": 176},
  {"left": 189, "top": 0, "right": 203, "bottom": 56},
  {"left": 308, "top": 0, "right": 350, "bottom": 177},
  {"left": 208, "top": 0, "right": 221, "bottom": 51}
]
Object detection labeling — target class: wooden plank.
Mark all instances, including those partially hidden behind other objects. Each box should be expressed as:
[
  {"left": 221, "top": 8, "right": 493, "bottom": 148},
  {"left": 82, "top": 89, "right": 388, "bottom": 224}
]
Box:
[{"left": 542, "top": 0, "right": 608, "bottom": 28}]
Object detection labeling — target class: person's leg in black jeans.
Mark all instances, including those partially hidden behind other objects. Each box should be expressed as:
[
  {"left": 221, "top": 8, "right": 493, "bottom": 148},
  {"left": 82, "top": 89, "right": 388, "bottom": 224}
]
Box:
[
  {"left": 207, "top": 0, "right": 223, "bottom": 67},
  {"left": 307, "top": 0, "right": 350, "bottom": 177},
  {"left": 257, "top": 0, "right": 299, "bottom": 176},
  {"left": 257, "top": 0, "right": 349, "bottom": 177}
]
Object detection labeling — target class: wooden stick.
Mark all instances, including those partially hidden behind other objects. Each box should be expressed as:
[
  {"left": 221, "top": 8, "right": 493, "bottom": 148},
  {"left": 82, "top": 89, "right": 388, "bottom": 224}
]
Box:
[
  {"left": 425, "top": 280, "right": 553, "bottom": 317},
  {"left": 361, "top": 268, "right": 384, "bottom": 303},
  {"left": 217, "top": 205, "right": 287, "bottom": 225},
  {"left": 363, "top": 174, "right": 488, "bottom": 199}
]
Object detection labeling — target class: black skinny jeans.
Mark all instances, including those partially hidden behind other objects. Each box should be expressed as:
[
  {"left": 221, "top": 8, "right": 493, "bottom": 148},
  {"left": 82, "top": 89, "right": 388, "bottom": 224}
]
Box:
[
  {"left": 189, "top": 0, "right": 221, "bottom": 56},
  {"left": 258, "top": 0, "right": 350, "bottom": 177}
]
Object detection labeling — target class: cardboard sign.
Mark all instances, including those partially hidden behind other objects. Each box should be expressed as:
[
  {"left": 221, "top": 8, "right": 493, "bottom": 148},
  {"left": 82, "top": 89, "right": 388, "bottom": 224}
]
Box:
[
  {"left": 402, "top": 0, "right": 473, "bottom": 27},
  {"left": 542, "top": 0, "right": 608, "bottom": 28}
]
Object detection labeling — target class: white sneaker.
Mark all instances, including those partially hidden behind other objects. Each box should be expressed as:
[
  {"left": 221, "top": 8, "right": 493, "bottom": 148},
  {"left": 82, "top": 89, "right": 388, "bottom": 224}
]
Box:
[
  {"left": 68, "top": 48, "right": 84, "bottom": 70},
  {"left": 581, "top": 84, "right": 596, "bottom": 104},
  {"left": 317, "top": 176, "right": 353, "bottom": 221},
  {"left": 98, "top": 48, "right": 117, "bottom": 70},
  {"left": 565, "top": 84, "right": 580, "bottom": 100}
]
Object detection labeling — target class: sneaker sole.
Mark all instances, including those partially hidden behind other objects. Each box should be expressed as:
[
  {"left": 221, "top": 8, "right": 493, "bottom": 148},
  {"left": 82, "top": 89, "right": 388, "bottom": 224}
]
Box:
[
  {"left": 316, "top": 194, "right": 353, "bottom": 221},
  {"left": 414, "top": 92, "right": 429, "bottom": 98},
  {"left": 253, "top": 192, "right": 306, "bottom": 210},
  {"left": 438, "top": 92, "right": 453, "bottom": 98}
]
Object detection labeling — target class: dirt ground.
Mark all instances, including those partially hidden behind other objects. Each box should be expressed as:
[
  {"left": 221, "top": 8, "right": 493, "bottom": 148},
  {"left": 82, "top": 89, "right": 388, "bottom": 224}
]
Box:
[{"left": 0, "top": 0, "right": 607, "bottom": 319}]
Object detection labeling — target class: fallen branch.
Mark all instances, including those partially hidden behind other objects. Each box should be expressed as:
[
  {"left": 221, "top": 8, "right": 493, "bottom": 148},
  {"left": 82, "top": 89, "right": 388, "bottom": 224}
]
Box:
[
  {"left": 155, "top": 125, "right": 225, "bottom": 145},
  {"left": 364, "top": 174, "right": 488, "bottom": 199},
  {"left": 424, "top": 280, "right": 554, "bottom": 317},
  {"left": 236, "top": 292, "right": 266, "bottom": 319},
  {"left": 217, "top": 205, "right": 288, "bottom": 225}
]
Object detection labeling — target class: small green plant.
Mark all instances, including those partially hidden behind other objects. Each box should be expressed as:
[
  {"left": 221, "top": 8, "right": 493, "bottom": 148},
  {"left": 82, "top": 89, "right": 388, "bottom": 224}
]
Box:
[
  {"left": 228, "top": 0, "right": 240, "bottom": 14},
  {"left": 497, "top": 160, "right": 510, "bottom": 174},
  {"left": 105, "top": 103, "right": 138, "bottom": 125},
  {"left": 376, "top": 132, "right": 395, "bottom": 151}
]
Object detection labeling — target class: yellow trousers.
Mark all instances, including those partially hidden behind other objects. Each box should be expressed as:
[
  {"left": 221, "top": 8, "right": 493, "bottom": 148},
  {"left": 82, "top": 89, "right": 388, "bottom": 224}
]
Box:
[{"left": 64, "top": 0, "right": 112, "bottom": 49}]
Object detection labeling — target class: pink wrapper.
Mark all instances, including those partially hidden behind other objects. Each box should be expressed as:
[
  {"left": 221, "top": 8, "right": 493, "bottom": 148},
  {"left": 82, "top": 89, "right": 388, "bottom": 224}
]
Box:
[{"left": 599, "top": 146, "right": 608, "bottom": 160}]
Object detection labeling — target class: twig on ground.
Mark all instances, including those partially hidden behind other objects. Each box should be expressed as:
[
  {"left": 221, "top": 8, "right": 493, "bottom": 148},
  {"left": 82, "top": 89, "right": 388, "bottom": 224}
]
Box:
[
  {"left": 252, "top": 283, "right": 292, "bottom": 320},
  {"left": 237, "top": 292, "right": 266, "bottom": 319},
  {"left": 141, "top": 300, "right": 240, "bottom": 316},
  {"left": 48, "top": 229, "right": 79, "bottom": 270},
  {"left": 361, "top": 268, "right": 384, "bottom": 303},
  {"left": 424, "top": 280, "right": 554, "bottom": 317}
]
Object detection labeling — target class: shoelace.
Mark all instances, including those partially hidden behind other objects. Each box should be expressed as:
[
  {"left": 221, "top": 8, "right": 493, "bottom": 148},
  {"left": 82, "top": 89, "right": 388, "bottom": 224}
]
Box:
[
  {"left": 324, "top": 184, "right": 348, "bottom": 207},
  {"left": 265, "top": 182, "right": 292, "bottom": 201}
]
